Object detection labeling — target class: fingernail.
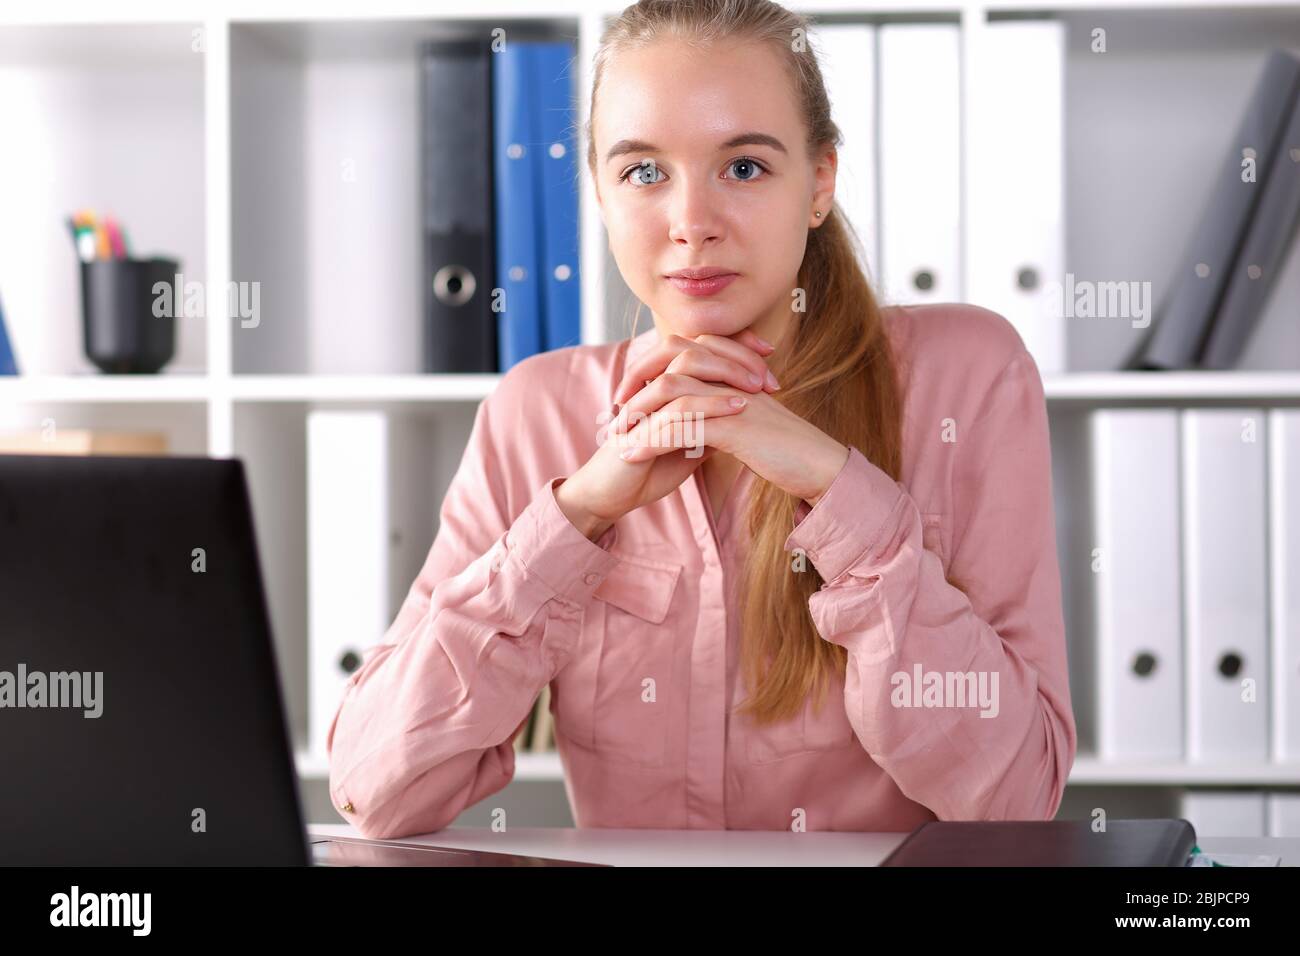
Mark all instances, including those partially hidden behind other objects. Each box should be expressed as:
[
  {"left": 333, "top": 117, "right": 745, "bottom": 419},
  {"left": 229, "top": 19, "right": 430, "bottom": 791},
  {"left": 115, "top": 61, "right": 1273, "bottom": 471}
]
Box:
[
  {"left": 748, "top": 372, "right": 762, "bottom": 388},
  {"left": 754, "top": 335, "right": 774, "bottom": 351},
  {"left": 766, "top": 369, "right": 780, "bottom": 390},
  {"left": 729, "top": 396, "right": 747, "bottom": 408},
  {"left": 620, "top": 447, "right": 637, "bottom": 460}
]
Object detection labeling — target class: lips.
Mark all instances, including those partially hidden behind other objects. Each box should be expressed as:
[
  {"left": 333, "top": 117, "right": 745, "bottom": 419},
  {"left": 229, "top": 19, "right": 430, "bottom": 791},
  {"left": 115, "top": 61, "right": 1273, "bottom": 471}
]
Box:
[
  {"left": 666, "top": 267, "right": 736, "bottom": 280},
  {"left": 665, "top": 268, "right": 739, "bottom": 297}
]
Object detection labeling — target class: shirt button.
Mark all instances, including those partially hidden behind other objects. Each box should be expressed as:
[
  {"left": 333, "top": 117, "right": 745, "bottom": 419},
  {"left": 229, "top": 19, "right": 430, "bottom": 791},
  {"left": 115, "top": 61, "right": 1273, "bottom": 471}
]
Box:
[
  {"left": 583, "top": 572, "right": 599, "bottom": 585},
  {"left": 339, "top": 802, "right": 354, "bottom": 813}
]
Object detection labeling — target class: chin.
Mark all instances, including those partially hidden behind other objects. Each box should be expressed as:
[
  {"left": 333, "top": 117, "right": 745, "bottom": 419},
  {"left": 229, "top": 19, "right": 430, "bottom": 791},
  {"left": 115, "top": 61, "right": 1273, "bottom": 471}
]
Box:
[{"left": 656, "top": 306, "right": 752, "bottom": 341}]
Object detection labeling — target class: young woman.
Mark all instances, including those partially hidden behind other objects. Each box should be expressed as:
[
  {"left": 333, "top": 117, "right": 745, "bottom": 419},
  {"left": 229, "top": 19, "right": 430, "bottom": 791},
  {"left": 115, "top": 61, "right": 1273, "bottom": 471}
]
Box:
[{"left": 327, "top": 0, "right": 1076, "bottom": 838}]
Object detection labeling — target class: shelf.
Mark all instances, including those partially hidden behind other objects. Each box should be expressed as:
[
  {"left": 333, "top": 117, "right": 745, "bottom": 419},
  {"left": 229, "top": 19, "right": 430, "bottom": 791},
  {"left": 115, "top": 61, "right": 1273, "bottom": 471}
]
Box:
[
  {"left": 296, "top": 750, "right": 328, "bottom": 778},
  {"left": 1042, "top": 372, "right": 1300, "bottom": 403},
  {"left": 0, "top": 373, "right": 499, "bottom": 404},
  {"left": 982, "top": 0, "right": 1300, "bottom": 10},
  {"left": 0, "top": 2, "right": 980, "bottom": 29},
  {"left": 229, "top": 374, "right": 499, "bottom": 403},
  {"left": 0, "top": 374, "right": 210, "bottom": 403},
  {"left": 7, "top": 371, "right": 1300, "bottom": 406},
  {"left": 5, "top": 0, "right": 1293, "bottom": 29},
  {"left": 513, "top": 751, "right": 565, "bottom": 781},
  {"left": 1069, "top": 757, "right": 1300, "bottom": 786}
]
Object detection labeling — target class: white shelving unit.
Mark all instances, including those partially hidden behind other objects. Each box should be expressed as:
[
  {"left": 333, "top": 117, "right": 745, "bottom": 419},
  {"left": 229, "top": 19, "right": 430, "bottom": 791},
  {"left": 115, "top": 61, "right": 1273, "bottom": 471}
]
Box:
[
  {"left": 11, "top": 370, "right": 1300, "bottom": 406},
  {"left": 3, "top": 1, "right": 1299, "bottom": 818}
]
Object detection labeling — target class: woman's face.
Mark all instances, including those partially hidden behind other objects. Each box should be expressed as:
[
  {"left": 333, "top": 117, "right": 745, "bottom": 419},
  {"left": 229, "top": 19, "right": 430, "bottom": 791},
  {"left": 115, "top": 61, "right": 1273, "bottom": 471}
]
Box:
[{"left": 591, "top": 38, "right": 836, "bottom": 348}]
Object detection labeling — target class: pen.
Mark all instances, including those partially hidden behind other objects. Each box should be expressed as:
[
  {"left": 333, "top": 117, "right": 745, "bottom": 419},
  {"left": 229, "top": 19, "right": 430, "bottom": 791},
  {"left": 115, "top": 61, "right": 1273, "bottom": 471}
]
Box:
[
  {"left": 71, "top": 209, "right": 98, "bottom": 261},
  {"left": 69, "top": 209, "right": 133, "bottom": 261},
  {"left": 104, "top": 217, "right": 125, "bottom": 259}
]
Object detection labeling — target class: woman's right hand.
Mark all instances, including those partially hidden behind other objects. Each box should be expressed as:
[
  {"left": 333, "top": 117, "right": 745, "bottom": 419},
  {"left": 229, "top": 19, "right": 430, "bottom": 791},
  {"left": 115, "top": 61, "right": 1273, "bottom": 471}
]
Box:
[{"left": 554, "top": 330, "right": 776, "bottom": 540}]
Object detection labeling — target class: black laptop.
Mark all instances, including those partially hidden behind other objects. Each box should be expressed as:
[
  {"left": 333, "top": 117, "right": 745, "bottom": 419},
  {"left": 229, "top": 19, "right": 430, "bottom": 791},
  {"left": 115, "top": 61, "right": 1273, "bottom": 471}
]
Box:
[{"left": 0, "top": 454, "right": 602, "bottom": 867}]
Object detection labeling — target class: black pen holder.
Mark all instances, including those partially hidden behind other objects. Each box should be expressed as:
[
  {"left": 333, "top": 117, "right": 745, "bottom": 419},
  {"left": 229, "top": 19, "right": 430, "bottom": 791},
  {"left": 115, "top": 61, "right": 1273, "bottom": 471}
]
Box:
[{"left": 79, "top": 257, "right": 179, "bottom": 374}]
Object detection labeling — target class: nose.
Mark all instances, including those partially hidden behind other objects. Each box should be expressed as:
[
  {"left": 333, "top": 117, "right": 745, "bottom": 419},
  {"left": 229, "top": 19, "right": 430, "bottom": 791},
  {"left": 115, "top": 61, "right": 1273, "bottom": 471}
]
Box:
[{"left": 667, "top": 174, "right": 724, "bottom": 250}]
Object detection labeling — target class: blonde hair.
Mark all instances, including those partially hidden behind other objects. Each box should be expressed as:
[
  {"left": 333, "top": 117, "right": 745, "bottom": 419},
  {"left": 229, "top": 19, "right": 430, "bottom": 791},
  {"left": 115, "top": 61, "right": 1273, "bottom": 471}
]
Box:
[{"left": 585, "top": 0, "right": 907, "bottom": 726}]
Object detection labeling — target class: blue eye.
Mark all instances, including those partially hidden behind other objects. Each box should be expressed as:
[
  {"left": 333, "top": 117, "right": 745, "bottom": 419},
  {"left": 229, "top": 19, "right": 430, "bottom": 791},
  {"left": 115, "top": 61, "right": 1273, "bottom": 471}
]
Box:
[
  {"left": 617, "top": 156, "right": 770, "bottom": 187},
  {"left": 619, "top": 161, "right": 663, "bottom": 186},
  {"left": 727, "top": 156, "right": 768, "bottom": 181}
]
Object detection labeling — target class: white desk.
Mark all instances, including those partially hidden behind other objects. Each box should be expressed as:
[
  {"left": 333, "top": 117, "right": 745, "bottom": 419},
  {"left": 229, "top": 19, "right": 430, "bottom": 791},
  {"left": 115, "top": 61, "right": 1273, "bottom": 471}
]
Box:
[{"left": 308, "top": 824, "right": 1300, "bottom": 866}]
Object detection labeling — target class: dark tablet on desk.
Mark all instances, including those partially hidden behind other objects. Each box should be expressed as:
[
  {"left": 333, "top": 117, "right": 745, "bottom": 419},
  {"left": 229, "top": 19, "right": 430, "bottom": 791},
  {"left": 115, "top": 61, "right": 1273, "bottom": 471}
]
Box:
[{"left": 880, "top": 819, "right": 1197, "bottom": 867}]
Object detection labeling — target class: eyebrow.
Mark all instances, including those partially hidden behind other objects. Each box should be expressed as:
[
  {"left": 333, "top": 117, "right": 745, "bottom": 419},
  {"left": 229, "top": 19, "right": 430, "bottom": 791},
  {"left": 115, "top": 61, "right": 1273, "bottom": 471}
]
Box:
[{"left": 604, "top": 132, "right": 788, "bottom": 165}]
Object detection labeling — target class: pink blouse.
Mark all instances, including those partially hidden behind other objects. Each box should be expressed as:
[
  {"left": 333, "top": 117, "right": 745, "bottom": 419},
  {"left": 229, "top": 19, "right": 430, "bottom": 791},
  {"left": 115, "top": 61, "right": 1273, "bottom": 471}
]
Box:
[{"left": 326, "top": 302, "right": 1077, "bottom": 838}]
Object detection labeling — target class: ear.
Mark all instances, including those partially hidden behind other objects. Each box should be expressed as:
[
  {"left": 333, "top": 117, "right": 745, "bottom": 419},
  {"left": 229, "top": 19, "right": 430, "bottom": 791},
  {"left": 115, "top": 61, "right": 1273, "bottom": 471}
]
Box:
[{"left": 809, "top": 146, "right": 837, "bottom": 228}]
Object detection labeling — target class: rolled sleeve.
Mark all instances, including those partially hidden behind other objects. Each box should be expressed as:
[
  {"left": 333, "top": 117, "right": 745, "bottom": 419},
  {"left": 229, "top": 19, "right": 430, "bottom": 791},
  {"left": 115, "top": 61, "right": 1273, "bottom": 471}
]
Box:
[
  {"left": 508, "top": 476, "right": 621, "bottom": 605},
  {"left": 783, "top": 445, "right": 907, "bottom": 585}
]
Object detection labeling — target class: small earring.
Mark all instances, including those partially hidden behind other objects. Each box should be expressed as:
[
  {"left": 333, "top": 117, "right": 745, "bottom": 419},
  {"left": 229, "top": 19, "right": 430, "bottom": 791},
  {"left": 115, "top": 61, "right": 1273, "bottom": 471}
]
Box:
[{"left": 814, "top": 211, "right": 822, "bottom": 218}]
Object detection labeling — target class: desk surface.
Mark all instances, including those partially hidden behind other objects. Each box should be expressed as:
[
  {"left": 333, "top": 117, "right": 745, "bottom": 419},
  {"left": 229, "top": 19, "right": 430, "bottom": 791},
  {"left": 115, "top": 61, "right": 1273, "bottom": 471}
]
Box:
[{"left": 307, "top": 824, "right": 1300, "bottom": 866}]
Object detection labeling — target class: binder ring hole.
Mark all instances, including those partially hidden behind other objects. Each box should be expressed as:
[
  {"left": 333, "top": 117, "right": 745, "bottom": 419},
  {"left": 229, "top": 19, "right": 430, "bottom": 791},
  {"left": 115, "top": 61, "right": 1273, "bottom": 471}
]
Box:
[
  {"left": 338, "top": 649, "right": 362, "bottom": 674},
  {"left": 1016, "top": 267, "right": 1039, "bottom": 291},
  {"left": 1131, "top": 652, "right": 1157, "bottom": 678},
  {"left": 912, "top": 269, "right": 934, "bottom": 292},
  {"left": 433, "top": 264, "right": 476, "bottom": 307},
  {"left": 1217, "top": 652, "right": 1243, "bottom": 679}
]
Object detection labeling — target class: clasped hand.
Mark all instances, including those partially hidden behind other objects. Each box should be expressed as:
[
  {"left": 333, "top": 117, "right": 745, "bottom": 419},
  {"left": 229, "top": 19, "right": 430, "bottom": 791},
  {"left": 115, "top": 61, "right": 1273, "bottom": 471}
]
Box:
[{"left": 604, "top": 329, "right": 848, "bottom": 508}]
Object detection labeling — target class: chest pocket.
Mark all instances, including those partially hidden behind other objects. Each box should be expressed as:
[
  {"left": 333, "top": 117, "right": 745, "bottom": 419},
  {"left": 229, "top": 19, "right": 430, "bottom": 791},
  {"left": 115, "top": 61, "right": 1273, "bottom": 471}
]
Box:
[
  {"left": 595, "top": 554, "right": 681, "bottom": 623},
  {"left": 551, "top": 552, "right": 683, "bottom": 771}
]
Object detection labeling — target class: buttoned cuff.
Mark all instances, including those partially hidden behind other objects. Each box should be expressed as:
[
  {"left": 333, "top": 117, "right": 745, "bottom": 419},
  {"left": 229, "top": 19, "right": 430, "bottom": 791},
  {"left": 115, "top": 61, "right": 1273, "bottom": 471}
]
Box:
[
  {"left": 504, "top": 476, "right": 621, "bottom": 606},
  {"left": 783, "top": 445, "right": 905, "bottom": 585}
]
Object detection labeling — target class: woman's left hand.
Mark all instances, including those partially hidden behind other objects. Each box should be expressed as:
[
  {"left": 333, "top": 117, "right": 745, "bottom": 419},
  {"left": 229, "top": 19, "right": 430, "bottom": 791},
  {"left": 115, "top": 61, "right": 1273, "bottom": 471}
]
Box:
[{"left": 611, "top": 352, "right": 849, "bottom": 507}]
